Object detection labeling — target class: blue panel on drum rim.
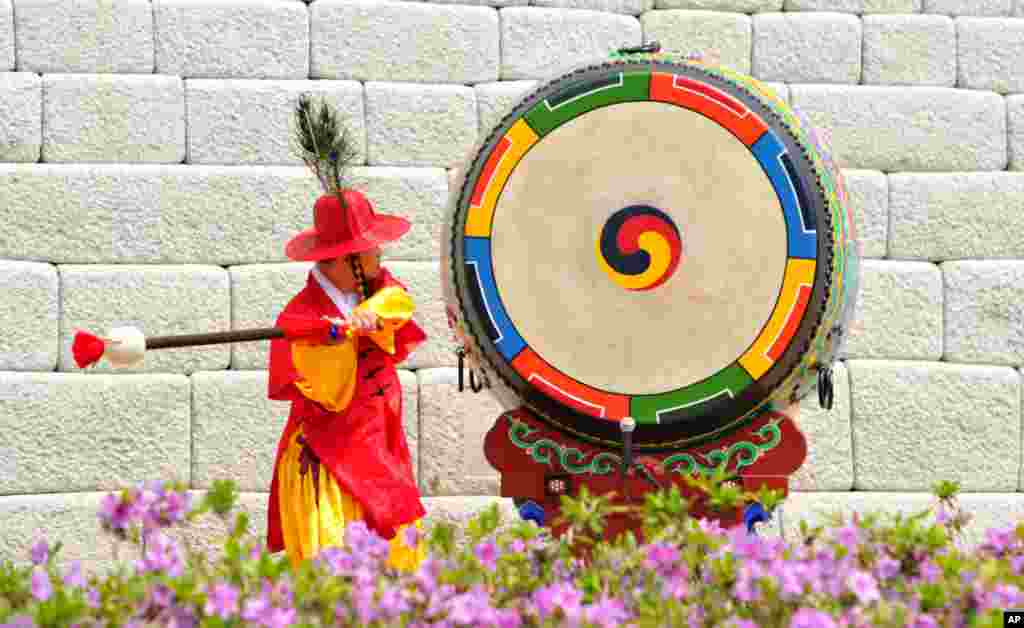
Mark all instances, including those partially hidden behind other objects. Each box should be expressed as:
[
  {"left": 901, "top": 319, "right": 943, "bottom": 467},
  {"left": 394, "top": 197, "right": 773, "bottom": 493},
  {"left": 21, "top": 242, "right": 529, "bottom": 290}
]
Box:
[
  {"left": 751, "top": 132, "right": 817, "bottom": 260},
  {"left": 463, "top": 237, "right": 527, "bottom": 360}
]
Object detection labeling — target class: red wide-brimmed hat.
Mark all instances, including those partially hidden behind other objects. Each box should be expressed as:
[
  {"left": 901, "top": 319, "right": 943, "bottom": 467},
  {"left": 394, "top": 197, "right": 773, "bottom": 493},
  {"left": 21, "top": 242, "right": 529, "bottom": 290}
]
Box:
[{"left": 285, "top": 189, "right": 410, "bottom": 261}]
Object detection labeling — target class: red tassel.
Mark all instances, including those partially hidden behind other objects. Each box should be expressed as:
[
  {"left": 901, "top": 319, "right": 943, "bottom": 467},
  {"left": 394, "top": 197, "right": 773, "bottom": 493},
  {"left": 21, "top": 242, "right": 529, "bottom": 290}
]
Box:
[{"left": 72, "top": 331, "right": 106, "bottom": 368}]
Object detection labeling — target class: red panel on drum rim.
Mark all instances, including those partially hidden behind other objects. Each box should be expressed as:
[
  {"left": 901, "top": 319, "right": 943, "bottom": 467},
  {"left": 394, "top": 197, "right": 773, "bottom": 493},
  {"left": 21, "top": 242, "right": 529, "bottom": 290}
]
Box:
[
  {"left": 650, "top": 73, "right": 768, "bottom": 147},
  {"left": 470, "top": 136, "right": 512, "bottom": 207},
  {"left": 511, "top": 348, "right": 630, "bottom": 421},
  {"left": 768, "top": 284, "right": 812, "bottom": 361}
]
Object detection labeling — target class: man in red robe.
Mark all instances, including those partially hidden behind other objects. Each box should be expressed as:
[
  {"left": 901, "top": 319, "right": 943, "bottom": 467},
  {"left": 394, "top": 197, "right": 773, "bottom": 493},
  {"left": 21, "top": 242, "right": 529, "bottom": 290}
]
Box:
[{"left": 264, "top": 188, "right": 428, "bottom": 570}]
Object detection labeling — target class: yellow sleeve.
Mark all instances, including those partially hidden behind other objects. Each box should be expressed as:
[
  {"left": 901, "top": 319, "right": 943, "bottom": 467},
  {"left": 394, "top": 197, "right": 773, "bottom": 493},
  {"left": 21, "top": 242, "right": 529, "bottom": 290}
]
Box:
[
  {"left": 358, "top": 285, "right": 416, "bottom": 355},
  {"left": 291, "top": 339, "right": 359, "bottom": 413}
]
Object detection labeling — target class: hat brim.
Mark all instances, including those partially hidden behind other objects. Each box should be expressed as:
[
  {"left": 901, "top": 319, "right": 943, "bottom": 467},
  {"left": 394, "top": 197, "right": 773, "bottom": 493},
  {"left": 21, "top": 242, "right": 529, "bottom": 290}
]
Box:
[{"left": 285, "top": 215, "right": 411, "bottom": 262}]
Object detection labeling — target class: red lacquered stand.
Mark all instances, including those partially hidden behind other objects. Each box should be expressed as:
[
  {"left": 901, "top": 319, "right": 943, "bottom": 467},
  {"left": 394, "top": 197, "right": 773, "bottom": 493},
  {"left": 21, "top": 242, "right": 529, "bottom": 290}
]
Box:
[{"left": 484, "top": 407, "right": 807, "bottom": 541}]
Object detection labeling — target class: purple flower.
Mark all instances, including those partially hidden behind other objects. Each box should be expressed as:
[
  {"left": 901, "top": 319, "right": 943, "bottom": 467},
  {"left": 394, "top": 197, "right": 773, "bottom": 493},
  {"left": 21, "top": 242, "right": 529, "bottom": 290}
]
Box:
[
  {"left": 403, "top": 525, "right": 420, "bottom": 548},
  {"left": 135, "top": 532, "right": 184, "bottom": 577},
  {"left": 874, "top": 555, "right": 900, "bottom": 581},
  {"left": 63, "top": 561, "right": 85, "bottom": 589},
  {"left": 984, "top": 526, "right": 1014, "bottom": 553},
  {"left": 29, "top": 539, "right": 48, "bottom": 565},
  {"left": 86, "top": 588, "right": 101, "bottom": 609},
  {"left": 475, "top": 540, "right": 499, "bottom": 572},
  {"left": 909, "top": 613, "right": 939, "bottom": 628},
  {"left": 264, "top": 606, "right": 296, "bottom": 628},
  {"left": 378, "top": 585, "right": 411, "bottom": 619},
  {"left": 918, "top": 560, "right": 941, "bottom": 584},
  {"left": 447, "top": 586, "right": 498, "bottom": 625},
  {"left": 496, "top": 608, "right": 523, "bottom": 628},
  {"left": 642, "top": 542, "right": 681, "bottom": 574},
  {"left": 790, "top": 608, "right": 838, "bottom": 628},
  {"left": 847, "top": 570, "right": 880, "bottom": 604},
  {"left": 728, "top": 619, "right": 759, "bottom": 628},
  {"left": 241, "top": 588, "right": 272, "bottom": 623},
  {"left": 204, "top": 583, "right": 240, "bottom": 620},
  {"left": 585, "top": 596, "right": 630, "bottom": 628},
  {"left": 30, "top": 568, "right": 52, "bottom": 602},
  {"left": 1, "top": 615, "right": 35, "bottom": 628},
  {"left": 532, "top": 582, "right": 583, "bottom": 622},
  {"left": 1012, "top": 555, "right": 1024, "bottom": 575},
  {"left": 509, "top": 539, "right": 526, "bottom": 554}
]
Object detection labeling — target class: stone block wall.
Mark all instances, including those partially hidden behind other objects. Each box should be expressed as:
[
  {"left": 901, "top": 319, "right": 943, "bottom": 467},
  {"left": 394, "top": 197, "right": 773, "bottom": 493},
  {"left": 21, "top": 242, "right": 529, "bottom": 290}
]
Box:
[{"left": 1, "top": 0, "right": 1023, "bottom": 568}]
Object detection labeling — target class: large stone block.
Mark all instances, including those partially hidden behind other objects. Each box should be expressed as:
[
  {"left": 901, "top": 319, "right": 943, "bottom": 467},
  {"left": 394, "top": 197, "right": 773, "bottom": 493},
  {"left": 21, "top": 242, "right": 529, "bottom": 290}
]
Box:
[
  {"left": 532, "top": 0, "right": 654, "bottom": 15},
  {"left": 0, "top": 165, "right": 320, "bottom": 264},
  {"left": 888, "top": 173, "right": 1024, "bottom": 260},
  {"left": 0, "top": 0, "right": 11, "bottom": 70},
  {"left": 656, "top": 0, "right": 782, "bottom": 10},
  {"left": 862, "top": 15, "right": 957, "bottom": 87},
  {"left": 418, "top": 368, "right": 505, "bottom": 495},
  {"left": 0, "top": 374, "right": 191, "bottom": 494},
  {"left": 58, "top": 265, "right": 231, "bottom": 374},
  {"left": 752, "top": 13, "right": 861, "bottom": 84},
  {"left": 775, "top": 492, "right": 1024, "bottom": 548},
  {"left": 0, "top": 493, "right": 127, "bottom": 566},
  {"left": 848, "top": 360, "right": 1020, "bottom": 492},
  {"left": 474, "top": 81, "right": 538, "bottom": 136},
  {"left": 42, "top": 74, "right": 185, "bottom": 164},
  {"left": 311, "top": 0, "right": 499, "bottom": 84},
  {"left": 186, "top": 80, "right": 365, "bottom": 166},
  {"left": 365, "top": 83, "right": 477, "bottom": 168},
  {"left": 14, "top": 0, "right": 154, "bottom": 73},
  {"left": 0, "top": 72, "right": 41, "bottom": 162},
  {"left": 942, "top": 261, "right": 1024, "bottom": 367},
  {"left": 784, "top": 0, "right": 921, "bottom": 11},
  {"left": 155, "top": 0, "right": 308, "bottom": 79},
  {"left": 190, "top": 371, "right": 289, "bottom": 492},
  {"left": 190, "top": 370, "right": 422, "bottom": 491},
  {"left": 230, "top": 261, "right": 447, "bottom": 370},
  {"left": 229, "top": 263, "right": 309, "bottom": 370},
  {"left": 0, "top": 261, "right": 58, "bottom": 371},
  {"left": 923, "top": 0, "right": 1013, "bottom": 14},
  {"left": 790, "top": 362, "right": 853, "bottom": 492},
  {"left": 842, "top": 261, "right": 943, "bottom": 361},
  {"left": 842, "top": 170, "right": 887, "bottom": 258},
  {"left": 640, "top": 10, "right": 750, "bottom": 73},
  {"left": 501, "top": 7, "right": 642, "bottom": 80},
  {"left": 1011, "top": 95, "right": 1024, "bottom": 171},
  {"left": 789, "top": 85, "right": 1006, "bottom": 171},
  {"left": 957, "top": 17, "right": 1024, "bottom": 94}
]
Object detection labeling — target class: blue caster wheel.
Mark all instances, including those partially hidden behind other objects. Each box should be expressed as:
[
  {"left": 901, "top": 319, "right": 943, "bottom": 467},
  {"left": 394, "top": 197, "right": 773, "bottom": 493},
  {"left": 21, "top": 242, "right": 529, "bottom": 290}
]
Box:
[
  {"left": 743, "top": 502, "right": 771, "bottom": 534},
  {"left": 516, "top": 499, "right": 545, "bottom": 526}
]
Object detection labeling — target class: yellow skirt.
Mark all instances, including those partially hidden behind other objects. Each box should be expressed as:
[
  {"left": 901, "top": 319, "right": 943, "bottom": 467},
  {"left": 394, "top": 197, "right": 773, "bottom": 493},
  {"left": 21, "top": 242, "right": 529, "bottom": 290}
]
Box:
[{"left": 277, "top": 430, "right": 426, "bottom": 572}]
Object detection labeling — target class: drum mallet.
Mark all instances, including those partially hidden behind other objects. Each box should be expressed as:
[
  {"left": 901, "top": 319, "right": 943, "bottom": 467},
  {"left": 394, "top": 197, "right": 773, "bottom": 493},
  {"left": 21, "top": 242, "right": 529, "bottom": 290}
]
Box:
[{"left": 620, "top": 417, "right": 636, "bottom": 501}]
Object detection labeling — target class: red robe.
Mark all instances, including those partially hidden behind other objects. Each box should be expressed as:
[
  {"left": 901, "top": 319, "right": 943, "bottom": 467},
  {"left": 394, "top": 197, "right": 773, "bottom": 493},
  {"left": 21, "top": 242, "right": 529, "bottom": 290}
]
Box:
[{"left": 266, "top": 267, "right": 427, "bottom": 550}]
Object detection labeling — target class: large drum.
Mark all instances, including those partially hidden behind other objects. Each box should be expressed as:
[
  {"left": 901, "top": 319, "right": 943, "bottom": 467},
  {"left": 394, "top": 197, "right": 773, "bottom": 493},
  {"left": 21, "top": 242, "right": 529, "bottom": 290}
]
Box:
[{"left": 442, "top": 52, "right": 860, "bottom": 453}]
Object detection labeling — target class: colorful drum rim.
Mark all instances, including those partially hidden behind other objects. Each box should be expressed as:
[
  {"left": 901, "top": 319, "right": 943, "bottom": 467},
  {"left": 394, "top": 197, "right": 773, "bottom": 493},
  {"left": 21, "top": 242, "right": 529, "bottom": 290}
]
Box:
[{"left": 450, "top": 59, "right": 844, "bottom": 450}]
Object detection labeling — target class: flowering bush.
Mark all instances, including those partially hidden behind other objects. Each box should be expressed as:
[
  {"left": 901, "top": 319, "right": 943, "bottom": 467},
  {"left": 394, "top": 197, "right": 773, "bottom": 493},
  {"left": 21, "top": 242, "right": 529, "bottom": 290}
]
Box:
[{"left": 1, "top": 476, "right": 1023, "bottom": 627}]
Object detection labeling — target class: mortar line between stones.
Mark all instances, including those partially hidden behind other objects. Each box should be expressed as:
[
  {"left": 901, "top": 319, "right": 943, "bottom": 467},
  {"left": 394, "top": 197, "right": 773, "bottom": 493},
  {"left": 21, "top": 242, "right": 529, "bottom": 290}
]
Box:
[
  {"left": 150, "top": 0, "right": 157, "bottom": 74},
  {"left": 846, "top": 360, "right": 858, "bottom": 491},
  {"left": 9, "top": 0, "right": 17, "bottom": 72}
]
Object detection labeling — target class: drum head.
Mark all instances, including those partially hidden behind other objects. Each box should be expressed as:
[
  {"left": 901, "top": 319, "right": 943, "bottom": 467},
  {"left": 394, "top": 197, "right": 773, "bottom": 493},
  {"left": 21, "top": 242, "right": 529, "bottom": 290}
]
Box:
[{"left": 446, "top": 58, "right": 857, "bottom": 450}]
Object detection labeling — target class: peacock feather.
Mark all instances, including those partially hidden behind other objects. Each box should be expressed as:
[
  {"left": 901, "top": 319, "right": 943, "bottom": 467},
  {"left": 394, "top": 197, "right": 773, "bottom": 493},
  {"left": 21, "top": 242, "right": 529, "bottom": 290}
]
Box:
[{"left": 292, "top": 94, "right": 359, "bottom": 207}]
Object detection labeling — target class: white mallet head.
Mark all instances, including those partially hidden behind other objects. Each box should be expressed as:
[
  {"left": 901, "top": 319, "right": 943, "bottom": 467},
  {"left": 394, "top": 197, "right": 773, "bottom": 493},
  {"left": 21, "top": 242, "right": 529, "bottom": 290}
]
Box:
[{"left": 105, "top": 326, "right": 146, "bottom": 368}]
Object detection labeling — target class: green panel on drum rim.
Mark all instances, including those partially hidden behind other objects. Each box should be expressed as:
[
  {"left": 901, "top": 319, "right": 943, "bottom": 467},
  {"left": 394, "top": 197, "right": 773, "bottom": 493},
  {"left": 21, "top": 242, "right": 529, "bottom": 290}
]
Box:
[
  {"left": 524, "top": 71, "right": 651, "bottom": 137},
  {"left": 630, "top": 364, "right": 754, "bottom": 425}
]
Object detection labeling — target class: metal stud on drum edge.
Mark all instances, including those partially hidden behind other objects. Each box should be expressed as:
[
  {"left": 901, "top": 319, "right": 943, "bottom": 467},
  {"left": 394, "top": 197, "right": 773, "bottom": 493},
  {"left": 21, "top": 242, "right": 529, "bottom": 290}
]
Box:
[{"left": 444, "top": 53, "right": 860, "bottom": 452}]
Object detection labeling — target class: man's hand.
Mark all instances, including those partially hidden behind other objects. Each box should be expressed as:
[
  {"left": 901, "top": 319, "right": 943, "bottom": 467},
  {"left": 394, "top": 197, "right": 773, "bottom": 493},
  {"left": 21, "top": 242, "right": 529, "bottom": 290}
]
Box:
[{"left": 349, "top": 309, "right": 381, "bottom": 332}]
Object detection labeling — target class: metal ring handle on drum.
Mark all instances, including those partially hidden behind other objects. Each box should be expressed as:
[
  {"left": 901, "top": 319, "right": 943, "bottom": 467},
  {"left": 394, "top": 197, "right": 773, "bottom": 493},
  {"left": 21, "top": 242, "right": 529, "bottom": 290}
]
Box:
[{"left": 817, "top": 366, "right": 834, "bottom": 410}]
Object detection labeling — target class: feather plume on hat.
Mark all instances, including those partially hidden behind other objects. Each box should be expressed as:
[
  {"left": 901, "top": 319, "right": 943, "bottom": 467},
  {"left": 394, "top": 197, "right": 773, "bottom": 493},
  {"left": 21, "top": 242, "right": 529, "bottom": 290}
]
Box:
[{"left": 292, "top": 94, "right": 359, "bottom": 208}]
